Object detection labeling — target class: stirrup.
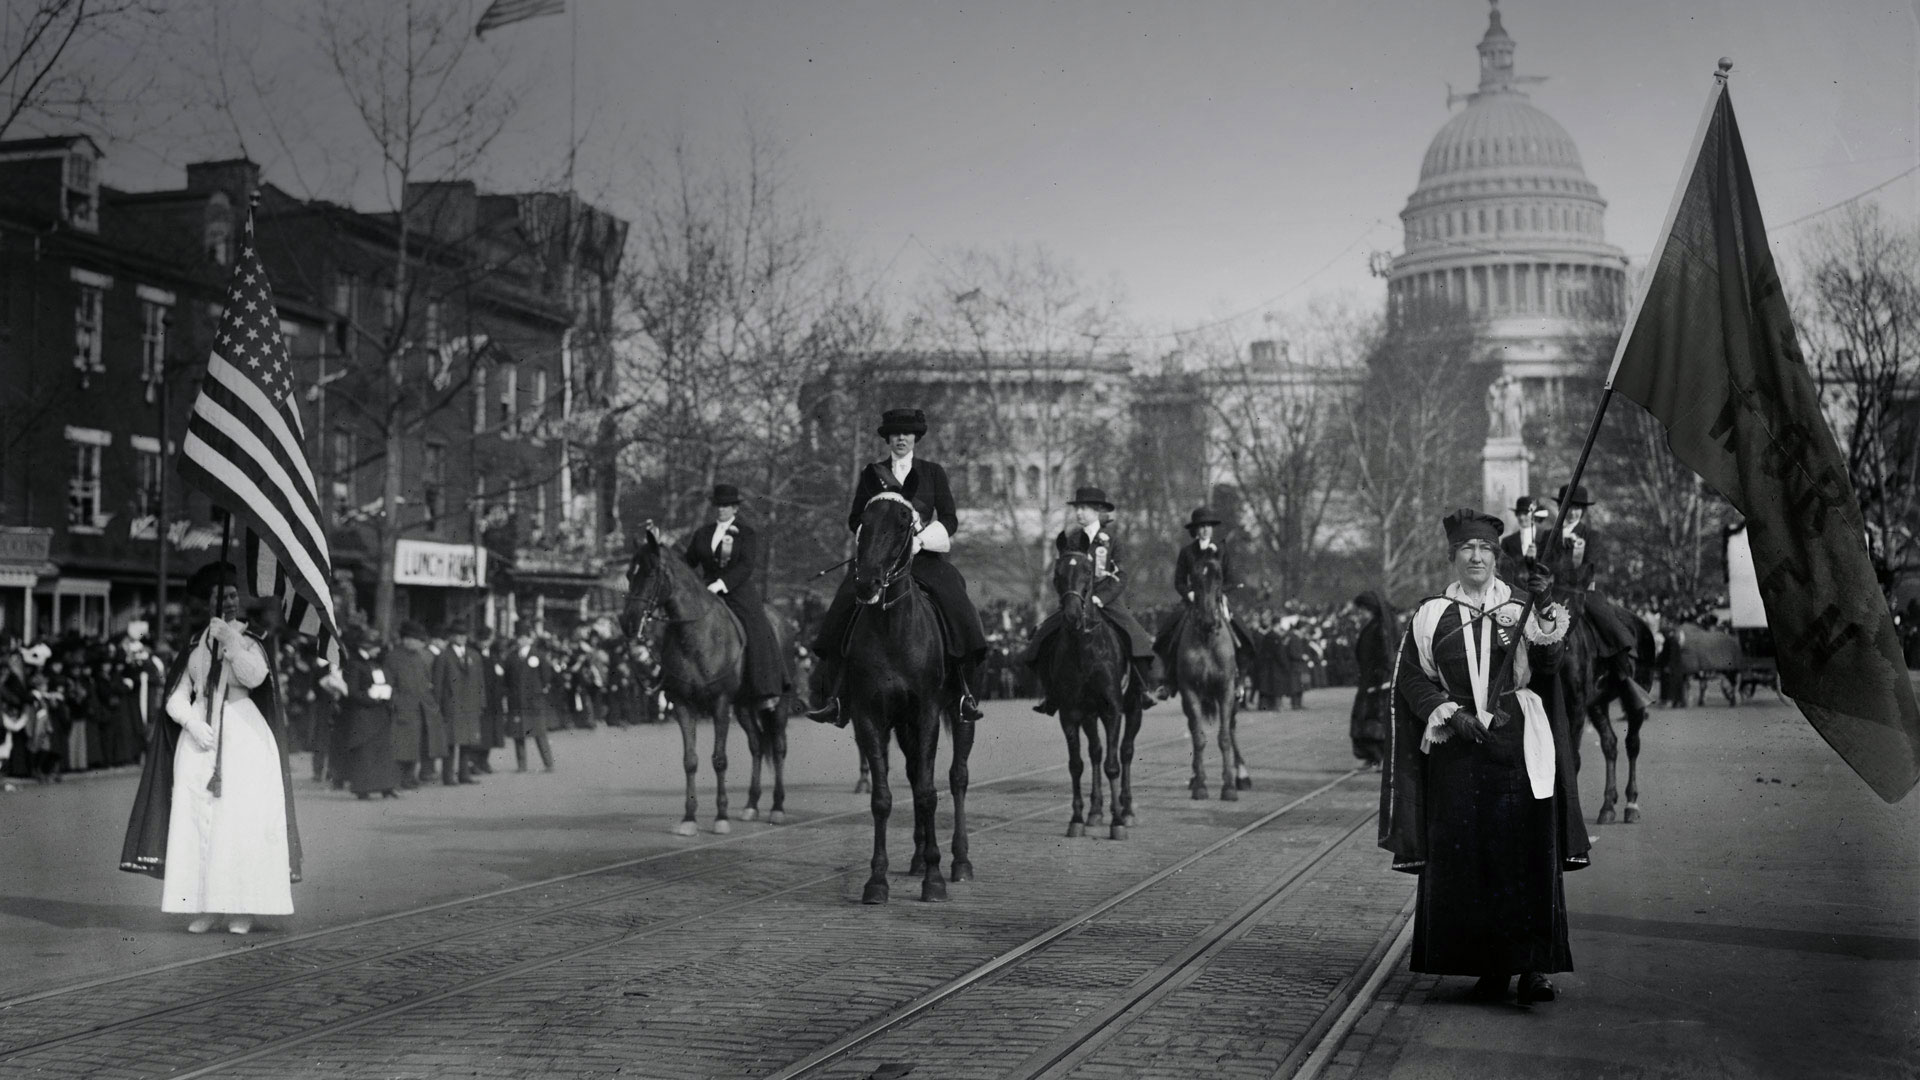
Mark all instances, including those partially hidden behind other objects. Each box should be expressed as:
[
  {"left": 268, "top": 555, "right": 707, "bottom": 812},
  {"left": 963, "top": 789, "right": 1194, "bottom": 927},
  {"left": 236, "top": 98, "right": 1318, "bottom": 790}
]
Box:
[
  {"left": 959, "top": 689, "right": 983, "bottom": 724},
  {"left": 805, "top": 697, "right": 848, "bottom": 727}
]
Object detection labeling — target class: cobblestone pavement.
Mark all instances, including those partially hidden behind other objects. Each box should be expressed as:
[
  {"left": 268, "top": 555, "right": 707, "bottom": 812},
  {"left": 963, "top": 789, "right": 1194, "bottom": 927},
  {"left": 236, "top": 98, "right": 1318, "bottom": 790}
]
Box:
[{"left": 2, "top": 695, "right": 1409, "bottom": 1080}]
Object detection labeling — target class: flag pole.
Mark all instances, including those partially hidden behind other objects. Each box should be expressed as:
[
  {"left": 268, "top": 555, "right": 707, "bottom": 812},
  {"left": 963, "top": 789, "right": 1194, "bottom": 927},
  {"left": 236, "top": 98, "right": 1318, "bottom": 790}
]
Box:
[
  {"left": 1547, "top": 59, "right": 1734, "bottom": 549},
  {"left": 207, "top": 512, "right": 232, "bottom": 798}
]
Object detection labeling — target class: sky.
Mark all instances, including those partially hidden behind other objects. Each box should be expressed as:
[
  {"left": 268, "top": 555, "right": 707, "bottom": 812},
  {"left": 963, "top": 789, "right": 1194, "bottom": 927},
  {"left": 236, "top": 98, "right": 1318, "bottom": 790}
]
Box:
[{"left": 89, "top": 0, "right": 1920, "bottom": 347}]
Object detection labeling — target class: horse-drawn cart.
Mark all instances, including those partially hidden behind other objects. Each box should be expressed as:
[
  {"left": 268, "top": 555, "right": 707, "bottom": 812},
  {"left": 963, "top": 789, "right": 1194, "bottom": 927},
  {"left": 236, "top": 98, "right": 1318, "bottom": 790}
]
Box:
[{"left": 1672, "top": 623, "right": 1778, "bottom": 705}]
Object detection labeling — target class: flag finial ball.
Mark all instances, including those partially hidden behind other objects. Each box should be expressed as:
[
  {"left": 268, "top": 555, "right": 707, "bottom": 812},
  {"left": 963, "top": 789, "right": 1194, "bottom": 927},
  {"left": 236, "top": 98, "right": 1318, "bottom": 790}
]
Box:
[{"left": 1717, "top": 57, "right": 1733, "bottom": 75}]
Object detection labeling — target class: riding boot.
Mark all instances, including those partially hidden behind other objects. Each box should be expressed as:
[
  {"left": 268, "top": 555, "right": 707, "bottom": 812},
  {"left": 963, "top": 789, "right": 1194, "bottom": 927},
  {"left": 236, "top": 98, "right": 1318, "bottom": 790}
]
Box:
[
  {"left": 805, "top": 655, "right": 849, "bottom": 727},
  {"left": 955, "top": 660, "right": 984, "bottom": 724},
  {"left": 513, "top": 738, "right": 528, "bottom": 773}
]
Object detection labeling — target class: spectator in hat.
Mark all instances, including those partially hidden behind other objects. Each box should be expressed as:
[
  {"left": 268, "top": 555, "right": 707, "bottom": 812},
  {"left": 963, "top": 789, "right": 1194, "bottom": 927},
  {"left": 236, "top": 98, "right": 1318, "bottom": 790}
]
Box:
[
  {"left": 387, "top": 621, "right": 441, "bottom": 788},
  {"left": 1020, "top": 486, "right": 1160, "bottom": 714},
  {"left": 433, "top": 618, "right": 487, "bottom": 784},
  {"left": 339, "top": 623, "right": 401, "bottom": 800},
  {"left": 503, "top": 626, "right": 555, "bottom": 772}
]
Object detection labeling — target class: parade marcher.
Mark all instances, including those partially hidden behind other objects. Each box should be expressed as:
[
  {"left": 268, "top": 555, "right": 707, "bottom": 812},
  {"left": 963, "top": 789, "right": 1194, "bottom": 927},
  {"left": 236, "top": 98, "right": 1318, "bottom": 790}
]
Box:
[
  {"left": 119, "top": 623, "right": 167, "bottom": 753},
  {"left": 1539, "top": 484, "right": 1651, "bottom": 704},
  {"left": 1380, "top": 509, "right": 1589, "bottom": 1005},
  {"left": 386, "top": 621, "right": 441, "bottom": 788},
  {"left": 682, "top": 483, "right": 791, "bottom": 708},
  {"left": 805, "top": 408, "right": 990, "bottom": 727},
  {"left": 339, "top": 624, "right": 401, "bottom": 800},
  {"left": 1021, "top": 487, "right": 1159, "bottom": 714},
  {"left": 1498, "top": 494, "right": 1549, "bottom": 585},
  {"left": 121, "top": 559, "right": 300, "bottom": 934},
  {"left": 1152, "top": 507, "right": 1257, "bottom": 697},
  {"left": 1350, "top": 590, "right": 1397, "bottom": 767},
  {"left": 433, "top": 619, "right": 488, "bottom": 785},
  {"left": 503, "top": 628, "right": 556, "bottom": 772}
]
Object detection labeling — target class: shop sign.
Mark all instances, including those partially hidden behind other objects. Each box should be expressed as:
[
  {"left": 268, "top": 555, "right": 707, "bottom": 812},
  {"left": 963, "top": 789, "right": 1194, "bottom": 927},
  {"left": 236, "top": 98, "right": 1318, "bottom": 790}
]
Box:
[
  {"left": 395, "top": 539, "right": 487, "bottom": 587},
  {"left": 0, "top": 527, "right": 52, "bottom": 564}
]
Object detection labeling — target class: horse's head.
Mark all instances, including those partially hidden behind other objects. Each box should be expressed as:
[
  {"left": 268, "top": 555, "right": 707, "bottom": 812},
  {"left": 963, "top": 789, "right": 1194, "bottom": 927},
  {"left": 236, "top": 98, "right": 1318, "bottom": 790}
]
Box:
[
  {"left": 619, "top": 522, "right": 669, "bottom": 637},
  {"left": 853, "top": 494, "right": 918, "bottom": 606},
  {"left": 1052, "top": 549, "right": 1098, "bottom": 624},
  {"left": 1190, "top": 552, "right": 1225, "bottom": 628}
]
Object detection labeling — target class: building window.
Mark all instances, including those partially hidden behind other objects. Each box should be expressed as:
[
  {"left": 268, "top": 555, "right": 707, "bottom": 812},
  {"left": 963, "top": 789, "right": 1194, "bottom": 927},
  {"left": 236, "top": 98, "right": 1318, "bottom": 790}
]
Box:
[
  {"left": 66, "top": 427, "right": 109, "bottom": 530},
  {"left": 534, "top": 479, "right": 549, "bottom": 537},
  {"left": 73, "top": 281, "right": 104, "bottom": 375},
  {"left": 1496, "top": 207, "right": 1506, "bottom": 233},
  {"left": 1024, "top": 465, "right": 1040, "bottom": 501},
  {"left": 333, "top": 273, "right": 358, "bottom": 359},
  {"left": 205, "top": 216, "right": 231, "bottom": 265},
  {"left": 976, "top": 464, "right": 994, "bottom": 497},
  {"left": 1049, "top": 464, "right": 1062, "bottom": 500},
  {"left": 139, "top": 299, "right": 167, "bottom": 400},
  {"left": 65, "top": 149, "right": 98, "bottom": 232},
  {"left": 423, "top": 441, "right": 446, "bottom": 531},
  {"left": 1477, "top": 208, "right": 1487, "bottom": 233},
  {"left": 331, "top": 429, "right": 355, "bottom": 508},
  {"left": 135, "top": 439, "right": 164, "bottom": 517},
  {"left": 497, "top": 364, "right": 518, "bottom": 428}
]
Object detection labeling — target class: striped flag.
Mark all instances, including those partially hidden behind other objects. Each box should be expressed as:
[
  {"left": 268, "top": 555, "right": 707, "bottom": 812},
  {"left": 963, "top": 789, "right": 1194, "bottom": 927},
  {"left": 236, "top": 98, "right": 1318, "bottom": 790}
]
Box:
[
  {"left": 475, "top": 0, "right": 563, "bottom": 38},
  {"left": 178, "top": 205, "right": 340, "bottom": 666}
]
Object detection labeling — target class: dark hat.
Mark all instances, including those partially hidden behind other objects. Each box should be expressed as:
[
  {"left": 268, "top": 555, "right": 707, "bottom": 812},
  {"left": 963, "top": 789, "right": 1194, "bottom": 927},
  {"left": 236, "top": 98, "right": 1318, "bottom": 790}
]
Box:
[
  {"left": 1067, "top": 486, "right": 1115, "bottom": 512},
  {"left": 1555, "top": 484, "right": 1594, "bottom": 507},
  {"left": 1442, "top": 508, "right": 1505, "bottom": 548},
  {"left": 398, "top": 620, "right": 430, "bottom": 640},
  {"left": 1185, "top": 506, "right": 1222, "bottom": 532},
  {"left": 1512, "top": 494, "right": 1540, "bottom": 515},
  {"left": 710, "top": 483, "right": 742, "bottom": 507},
  {"left": 877, "top": 408, "right": 928, "bottom": 438},
  {"left": 444, "top": 617, "right": 470, "bottom": 637},
  {"left": 473, "top": 624, "right": 494, "bottom": 644},
  {"left": 185, "top": 560, "right": 240, "bottom": 600}
]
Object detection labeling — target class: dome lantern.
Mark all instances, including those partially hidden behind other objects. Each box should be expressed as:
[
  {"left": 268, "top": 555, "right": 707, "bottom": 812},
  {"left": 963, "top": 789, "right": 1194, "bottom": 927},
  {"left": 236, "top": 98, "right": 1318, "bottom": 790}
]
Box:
[{"left": 1477, "top": 1, "right": 1517, "bottom": 97}]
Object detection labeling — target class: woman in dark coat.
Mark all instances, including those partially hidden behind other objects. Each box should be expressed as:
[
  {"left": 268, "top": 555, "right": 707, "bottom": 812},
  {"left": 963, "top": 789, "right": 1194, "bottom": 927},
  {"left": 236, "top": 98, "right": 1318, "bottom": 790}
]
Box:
[
  {"left": 1022, "top": 486, "right": 1160, "bottom": 714},
  {"left": 1349, "top": 591, "right": 1396, "bottom": 766},
  {"left": 340, "top": 625, "right": 401, "bottom": 800},
  {"left": 682, "top": 483, "right": 789, "bottom": 705},
  {"left": 1379, "top": 508, "right": 1590, "bottom": 1006}
]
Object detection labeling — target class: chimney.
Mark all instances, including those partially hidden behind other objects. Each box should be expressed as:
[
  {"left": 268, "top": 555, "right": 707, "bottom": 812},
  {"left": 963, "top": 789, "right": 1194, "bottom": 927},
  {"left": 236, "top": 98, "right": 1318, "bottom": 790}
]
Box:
[{"left": 184, "top": 159, "right": 260, "bottom": 205}]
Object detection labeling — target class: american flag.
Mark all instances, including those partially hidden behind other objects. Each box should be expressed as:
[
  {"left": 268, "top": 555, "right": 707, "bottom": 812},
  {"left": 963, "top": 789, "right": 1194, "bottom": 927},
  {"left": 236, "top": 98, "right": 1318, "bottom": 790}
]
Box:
[
  {"left": 178, "top": 205, "right": 340, "bottom": 666},
  {"left": 475, "top": 0, "right": 564, "bottom": 38}
]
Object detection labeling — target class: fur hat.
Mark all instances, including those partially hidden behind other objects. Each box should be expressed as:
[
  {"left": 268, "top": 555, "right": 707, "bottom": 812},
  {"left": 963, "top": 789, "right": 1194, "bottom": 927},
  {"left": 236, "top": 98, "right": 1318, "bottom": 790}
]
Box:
[{"left": 1442, "top": 508, "right": 1505, "bottom": 548}]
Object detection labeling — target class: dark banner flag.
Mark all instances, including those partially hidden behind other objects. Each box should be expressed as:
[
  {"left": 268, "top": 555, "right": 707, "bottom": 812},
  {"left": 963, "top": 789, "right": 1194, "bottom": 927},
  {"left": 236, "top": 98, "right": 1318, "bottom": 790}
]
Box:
[{"left": 1607, "top": 69, "right": 1920, "bottom": 802}]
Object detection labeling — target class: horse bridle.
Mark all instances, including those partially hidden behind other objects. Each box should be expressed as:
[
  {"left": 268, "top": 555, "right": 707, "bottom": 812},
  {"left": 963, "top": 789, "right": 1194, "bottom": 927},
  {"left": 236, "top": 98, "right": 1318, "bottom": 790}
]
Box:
[
  {"left": 858, "top": 493, "right": 919, "bottom": 609},
  {"left": 1056, "top": 550, "right": 1100, "bottom": 629}
]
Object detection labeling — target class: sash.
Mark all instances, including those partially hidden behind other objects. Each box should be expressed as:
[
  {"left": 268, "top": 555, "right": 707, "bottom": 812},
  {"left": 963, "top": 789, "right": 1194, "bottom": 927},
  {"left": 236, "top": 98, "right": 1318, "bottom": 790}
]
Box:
[{"left": 1412, "top": 579, "right": 1555, "bottom": 799}]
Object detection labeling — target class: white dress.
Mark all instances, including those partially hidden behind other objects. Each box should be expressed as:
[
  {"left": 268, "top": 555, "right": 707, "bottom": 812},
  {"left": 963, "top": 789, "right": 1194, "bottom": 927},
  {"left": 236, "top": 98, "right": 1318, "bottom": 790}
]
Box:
[{"left": 161, "top": 630, "right": 293, "bottom": 915}]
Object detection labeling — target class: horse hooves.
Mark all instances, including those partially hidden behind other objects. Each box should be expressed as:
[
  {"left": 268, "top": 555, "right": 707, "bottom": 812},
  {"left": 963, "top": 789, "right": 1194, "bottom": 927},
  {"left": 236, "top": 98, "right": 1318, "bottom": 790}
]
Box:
[
  {"left": 1596, "top": 807, "right": 1616, "bottom": 825},
  {"left": 1235, "top": 776, "right": 1253, "bottom": 791},
  {"left": 712, "top": 818, "right": 732, "bottom": 835},
  {"left": 1220, "top": 786, "right": 1240, "bottom": 802},
  {"left": 739, "top": 807, "right": 758, "bottom": 822},
  {"left": 1067, "top": 821, "right": 1087, "bottom": 838},
  {"left": 672, "top": 820, "right": 698, "bottom": 837},
  {"left": 949, "top": 861, "right": 974, "bottom": 882},
  {"left": 853, "top": 779, "right": 870, "bottom": 794},
  {"left": 1122, "top": 812, "right": 1138, "bottom": 827},
  {"left": 908, "top": 857, "right": 926, "bottom": 876},
  {"left": 921, "top": 878, "right": 950, "bottom": 903},
  {"left": 862, "top": 881, "right": 889, "bottom": 905},
  {"left": 767, "top": 810, "right": 787, "bottom": 825},
  {"left": 1623, "top": 805, "right": 1640, "bottom": 824},
  {"left": 1109, "top": 824, "right": 1128, "bottom": 841},
  {"left": 1191, "top": 787, "right": 1210, "bottom": 801}
]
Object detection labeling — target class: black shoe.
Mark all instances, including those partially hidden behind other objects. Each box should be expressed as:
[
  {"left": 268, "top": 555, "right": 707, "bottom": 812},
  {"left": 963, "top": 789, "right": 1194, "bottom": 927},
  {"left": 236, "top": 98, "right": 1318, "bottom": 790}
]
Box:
[
  {"left": 960, "top": 691, "right": 983, "bottom": 724},
  {"left": 805, "top": 698, "right": 848, "bottom": 727},
  {"left": 1517, "top": 973, "right": 1555, "bottom": 1004},
  {"left": 382, "top": 789, "right": 400, "bottom": 799},
  {"left": 1468, "top": 974, "right": 1510, "bottom": 1001}
]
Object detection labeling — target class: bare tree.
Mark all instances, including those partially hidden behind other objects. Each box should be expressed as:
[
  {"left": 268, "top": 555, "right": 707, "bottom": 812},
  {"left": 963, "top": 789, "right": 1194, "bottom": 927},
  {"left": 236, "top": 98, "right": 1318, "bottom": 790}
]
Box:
[
  {"left": 1798, "top": 202, "right": 1920, "bottom": 599},
  {"left": 903, "top": 245, "right": 1132, "bottom": 613},
  {"left": 0, "top": 0, "right": 161, "bottom": 142}
]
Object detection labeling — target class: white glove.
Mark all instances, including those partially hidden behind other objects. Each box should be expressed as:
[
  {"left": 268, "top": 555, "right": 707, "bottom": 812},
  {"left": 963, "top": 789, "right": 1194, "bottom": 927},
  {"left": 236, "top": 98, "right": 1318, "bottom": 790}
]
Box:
[
  {"left": 319, "top": 670, "right": 348, "bottom": 699},
  {"left": 1185, "top": 591, "right": 1195, "bottom": 602},
  {"left": 184, "top": 718, "right": 216, "bottom": 751},
  {"left": 369, "top": 683, "right": 393, "bottom": 702},
  {"left": 707, "top": 580, "right": 727, "bottom": 594},
  {"left": 1092, "top": 595, "right": 1105, "bottom": 608},
  {"left": 917, "top": 519, "right": 952, "bottom": 554}
]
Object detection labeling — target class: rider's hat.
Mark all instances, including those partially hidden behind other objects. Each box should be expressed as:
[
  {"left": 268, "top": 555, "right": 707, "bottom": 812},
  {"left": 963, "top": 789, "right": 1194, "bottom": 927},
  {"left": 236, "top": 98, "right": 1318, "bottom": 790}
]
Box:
[
  {"left": 1555, "top": 483, "right": 1594, "bottom": 507},
  {"left": 710, "top": 483, "right": 742, "bottom": 507},
  {"left": 1185, "top": 506, "right": 1222, "bottom": 532},
  {"left": 1067, "top": 486, "right": 1114, "bottom": 513},
  {"left": 1512, "top": 494, "right": 1542, "bottom": 517},
  {"left": 877, "top": 408, "right": 927, "bottom": 438},
  {"left": 1442, "top": 507, "right": 1504, "bottom": 548}
]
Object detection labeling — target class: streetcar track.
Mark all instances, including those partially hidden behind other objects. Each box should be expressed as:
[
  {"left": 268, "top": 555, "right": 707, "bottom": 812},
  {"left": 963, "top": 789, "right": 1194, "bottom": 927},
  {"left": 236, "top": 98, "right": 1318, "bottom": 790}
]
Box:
[
  {"left": 0, "top": 728, "right": 1205, "bottom": 1013},
  {"left": 2, "top": 726, "right": 1320, "bottom": 1071},
  {"left": 762, "top": 767, "right": 1371, "bottom": 1080},
  {"left": 1279, "top": 892, "right": 1417, "bottom": 1080}
]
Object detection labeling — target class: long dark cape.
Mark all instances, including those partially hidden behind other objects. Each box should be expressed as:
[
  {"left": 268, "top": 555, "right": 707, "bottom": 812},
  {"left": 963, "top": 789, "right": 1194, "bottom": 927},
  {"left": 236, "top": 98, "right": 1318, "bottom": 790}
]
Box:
[{"left": 119, "top": 627, "right": 303, "bottom": 883}]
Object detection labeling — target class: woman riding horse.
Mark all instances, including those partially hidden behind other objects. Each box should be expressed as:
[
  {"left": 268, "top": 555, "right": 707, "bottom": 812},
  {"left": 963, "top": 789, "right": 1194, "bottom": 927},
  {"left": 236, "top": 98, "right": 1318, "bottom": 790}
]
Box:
[
  {"left": 806, "top": 408, "right": 988, "bottom": 727},
  {"left": 682, "top": 484, "right": 790, "bottom": 708},
  {"left": 1153, "top": 506, "right": 1256, "bottom": 696},
  {"left": 1022, "top": 487, "right": 1158, "bottom": 715}
]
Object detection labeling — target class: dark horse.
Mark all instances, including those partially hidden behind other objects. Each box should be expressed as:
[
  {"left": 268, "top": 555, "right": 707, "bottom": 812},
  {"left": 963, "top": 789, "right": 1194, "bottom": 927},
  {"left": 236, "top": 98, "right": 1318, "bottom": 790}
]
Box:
[
  {"left": 620, "top": 524, "right": 790, "bottom": 835},
  {"left": 844, "top": 492, "right": 975, "bottom": 904},
  {"left": 1174, "top": 552, "right": 1248, "bottom": 800},
  {"left": 1042, "top": 549, "right": 1141, "bottom": 840},
  {"left": 1555, "top": 578, "right": 1651, "bottom": 825}
]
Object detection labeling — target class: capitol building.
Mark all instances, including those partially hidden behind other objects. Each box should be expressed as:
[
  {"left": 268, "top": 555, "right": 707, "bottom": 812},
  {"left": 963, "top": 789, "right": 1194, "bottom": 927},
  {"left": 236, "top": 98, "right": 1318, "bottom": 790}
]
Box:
[{"left": 1388, "top": 1, "right": 1630, "bottom": 514}]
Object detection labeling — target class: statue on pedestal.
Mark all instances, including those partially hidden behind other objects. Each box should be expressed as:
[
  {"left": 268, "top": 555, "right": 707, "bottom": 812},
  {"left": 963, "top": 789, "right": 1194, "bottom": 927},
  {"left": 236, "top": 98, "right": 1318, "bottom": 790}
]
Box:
[{"left": 1486, "top": 373, "right": 1525, "bottom": 441}]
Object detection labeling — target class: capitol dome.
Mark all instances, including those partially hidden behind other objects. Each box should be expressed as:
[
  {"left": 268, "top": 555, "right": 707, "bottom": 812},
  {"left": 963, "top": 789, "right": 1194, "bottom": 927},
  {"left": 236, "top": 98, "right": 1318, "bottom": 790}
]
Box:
[{"left": 1387, "top": 1, "right": 1628, "bottom": 376}]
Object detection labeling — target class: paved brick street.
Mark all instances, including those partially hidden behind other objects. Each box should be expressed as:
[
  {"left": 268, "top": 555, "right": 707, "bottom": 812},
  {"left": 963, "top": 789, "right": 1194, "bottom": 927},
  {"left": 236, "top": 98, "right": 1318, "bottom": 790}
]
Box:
[{"left": 2, "top": 689, "right": 1914, "bottom": 1079}]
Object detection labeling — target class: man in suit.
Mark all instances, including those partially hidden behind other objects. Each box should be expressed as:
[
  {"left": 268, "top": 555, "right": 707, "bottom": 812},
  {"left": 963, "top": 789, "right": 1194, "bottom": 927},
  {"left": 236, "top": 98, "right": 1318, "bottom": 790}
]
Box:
[
  {"left": 1498, "top": 494, "right": 1549, "bottom": 585},
  {"left": 682, "top": 483, "right": 789, "bottom": 707},
  {"left": 432, "top": 619, "right": 488, "bottom": 785},
  {"left": 502, "top": 628, "right": 554, "bottom": 772},
  {"left": 806, "top": 407, "right": 988, "bottom": 727},
  {"left": 387, "top": 621, "right": 442, "bottom": 788}
]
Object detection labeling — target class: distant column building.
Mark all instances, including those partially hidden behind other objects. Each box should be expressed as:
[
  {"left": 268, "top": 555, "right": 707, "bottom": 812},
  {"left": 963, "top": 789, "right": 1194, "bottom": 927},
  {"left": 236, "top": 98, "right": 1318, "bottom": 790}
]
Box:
[{"left": 1387, "top": 2, "right": 1629, "bottom": 517}]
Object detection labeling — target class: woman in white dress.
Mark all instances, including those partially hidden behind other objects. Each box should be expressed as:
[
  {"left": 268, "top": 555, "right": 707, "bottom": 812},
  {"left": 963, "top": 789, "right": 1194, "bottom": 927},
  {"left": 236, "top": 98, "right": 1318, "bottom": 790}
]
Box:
[{"left": 159, "top": 561, "right": 295, "bottom": 934}]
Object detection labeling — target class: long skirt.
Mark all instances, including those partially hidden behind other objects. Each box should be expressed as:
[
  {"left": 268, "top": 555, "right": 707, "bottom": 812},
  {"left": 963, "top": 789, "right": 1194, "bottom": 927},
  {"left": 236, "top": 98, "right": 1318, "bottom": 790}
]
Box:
[
  {"left": 347, "top": 725, "right": 400, "bottom": 795},
  {"left": 162, "top": 697, "right": 294, "bottom": 915},
  {"left": 1349, "top": 687, "right": 1387, "bottom": 763},
  {"left": 1410, "top": 716, "right": 1571, "bottom": 976}
]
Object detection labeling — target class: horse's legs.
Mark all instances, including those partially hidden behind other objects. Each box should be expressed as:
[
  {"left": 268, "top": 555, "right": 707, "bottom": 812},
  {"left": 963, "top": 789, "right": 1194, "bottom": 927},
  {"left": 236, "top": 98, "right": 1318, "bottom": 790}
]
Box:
[
  {"left": 911, "top": 705, "right": 947, "bottom": 902},
  {"left": 1622, "top": 701, "right": 1645, "bottom": 823},
  {"left": 859, "top": 724, "right": 892, "bottom": 905},
  {"left": 674, "top": 704, "right": 700, "bottom": 837},
  {"left": 1102, "top": 707, "right": 1125, "bottom": 840},
  {"left": 1217, "top": 693, "right": 1238, "bottom": 802},
  {"left": 1119, "top": 700, "right": 1142, "bottom": 827},
  {"left": 737, "top": 705, "right": 765, "bottom": 822},
  {"left": 768, "top": 707, "right": 788, "bottom": 825},
  {"left": 1086, "top": 711, "right": 1107, "bottom": 826},
  {"left": 710, "top": 698, "right": 732, "bottom": 834},
  {"left": 1590, "top": 704, "right": 1620, "bottom": 825},
  {"left": 1182, "top": 687, "right": 1209, "bottom": 800},
  {"left": 1061, "top": 712, "right": 1088, "bottom": 837},
  {"left": 948, "top": 711, "right": 975, "bottom": 881},
  {"left": 855, "top": 755, "right": 871, "bottom": 794}
]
